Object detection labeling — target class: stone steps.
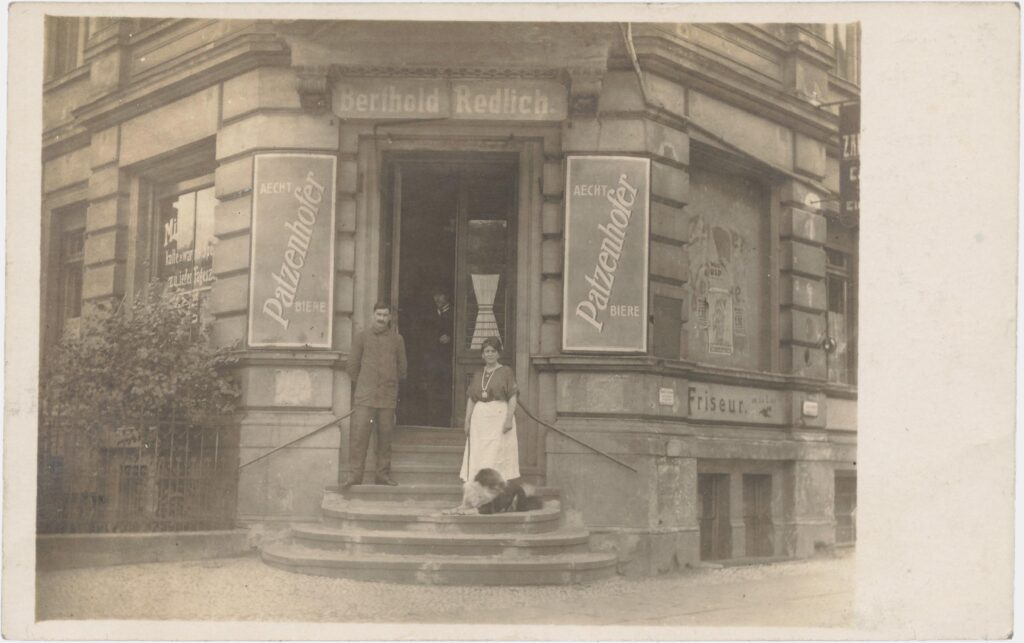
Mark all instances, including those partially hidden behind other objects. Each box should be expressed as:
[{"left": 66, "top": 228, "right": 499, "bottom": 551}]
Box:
[
  {"left": 261, "top": 542, "right": 618, "bottom": 585},
  {"left": 325, "top": 484, "right": 560, "bottom": 504},
  {"left": 292, "top": 522, "right": 591, "bottom": 556},
  {"left": 323, "top": 497, "right": 564, "bottom": 534},
  {"left": 381, "top": 464, "right": 463, "bottom": 485},
  {"left": 260, "top": 439, "right": 617, "bottom": 586},
  {"left": 393, "top": 426, "right": 466, "bottom": 446}
]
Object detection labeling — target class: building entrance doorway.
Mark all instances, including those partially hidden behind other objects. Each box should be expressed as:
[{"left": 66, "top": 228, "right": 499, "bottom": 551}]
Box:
[
  {"left": 384, "top": 155, "right": 517, "bottom": 428},
  {"left": 743, "top": 473, "right": 774, "bottom": 557},
  {"left": 698, "top": 473, "right": 732, "bottom": 561}
]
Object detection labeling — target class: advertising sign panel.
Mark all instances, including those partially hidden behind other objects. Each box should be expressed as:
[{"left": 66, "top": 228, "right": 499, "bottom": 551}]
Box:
[
  {"left": 686, "top": 383, "right": 784, "bottom": 425},
  {"left": 562, "top": 156, "right": 650, "bottom": 352},
  {"left": 248, "top": 154, "right": 337, "bottom": 348},
  {"left": 840, "top": 102, "right": 860, "bottom": 222}
]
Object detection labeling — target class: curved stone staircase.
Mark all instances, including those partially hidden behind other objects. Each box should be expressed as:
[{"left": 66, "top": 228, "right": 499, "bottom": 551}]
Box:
[{"left": 261, "top": 426, "right": 619, "bottom": 585}]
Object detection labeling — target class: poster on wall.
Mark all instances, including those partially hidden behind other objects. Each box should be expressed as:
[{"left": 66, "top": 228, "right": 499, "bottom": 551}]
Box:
[
  {"left": 248, "top": 154, "right": 337, "bottom": 348},
  {"left": 706, "top": 288, "right": 734, "bottom": 355},
  {"left": 562, "top": 156, "right": 650, "bottom": 352}
]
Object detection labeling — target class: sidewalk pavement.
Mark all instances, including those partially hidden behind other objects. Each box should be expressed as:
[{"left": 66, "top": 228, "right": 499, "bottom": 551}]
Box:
[{"left": 36, "top": 549, "right": 854, "bottom": 627}]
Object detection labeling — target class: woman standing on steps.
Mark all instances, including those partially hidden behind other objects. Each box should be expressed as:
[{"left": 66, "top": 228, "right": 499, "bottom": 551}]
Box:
[{"left": 459, "top": 337, "right": 520, "bottom": 483}]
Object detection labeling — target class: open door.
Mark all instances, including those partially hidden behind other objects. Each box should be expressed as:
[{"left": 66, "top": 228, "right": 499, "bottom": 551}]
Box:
[{"left": 386, "top": 155, "right": 517, "bottom": 428}]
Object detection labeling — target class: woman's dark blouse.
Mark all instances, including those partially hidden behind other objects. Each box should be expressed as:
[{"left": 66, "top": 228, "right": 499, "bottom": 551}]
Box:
[{"left": 467, "top": 365, "right": 518, "bottom": 403}]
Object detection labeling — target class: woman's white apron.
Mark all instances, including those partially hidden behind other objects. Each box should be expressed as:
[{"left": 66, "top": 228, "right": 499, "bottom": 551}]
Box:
[{"left": 459, "top": 400, "right": 520, "bottom": 482}]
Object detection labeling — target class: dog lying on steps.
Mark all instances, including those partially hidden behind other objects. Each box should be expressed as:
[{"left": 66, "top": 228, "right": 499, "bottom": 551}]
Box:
[{"left": 442, "top": 468, "right": 544, "bottom": 515}]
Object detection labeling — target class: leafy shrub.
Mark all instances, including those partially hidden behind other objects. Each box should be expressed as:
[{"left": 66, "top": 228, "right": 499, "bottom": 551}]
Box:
[{"left": 40, "top": 283, "right": 241, "bottom": 424}]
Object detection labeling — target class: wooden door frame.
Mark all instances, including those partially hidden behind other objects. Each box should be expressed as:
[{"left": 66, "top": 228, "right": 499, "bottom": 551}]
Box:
[
  {"left": 362, "top": 129, "right": 548, "bottom": 478},
  {"left": 384, "top": 154, "right": 519, "bottom": 427}
]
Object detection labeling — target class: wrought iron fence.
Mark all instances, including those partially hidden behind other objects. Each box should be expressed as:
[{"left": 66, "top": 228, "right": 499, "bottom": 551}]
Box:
[{"left": 37, "top": 413, "right": 239, "bottom": 533}]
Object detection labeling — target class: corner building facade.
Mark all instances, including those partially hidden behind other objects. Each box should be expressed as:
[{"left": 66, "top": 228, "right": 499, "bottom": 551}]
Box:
[{"left": 42, "top": 19, "right": 859, "bottom": 573}]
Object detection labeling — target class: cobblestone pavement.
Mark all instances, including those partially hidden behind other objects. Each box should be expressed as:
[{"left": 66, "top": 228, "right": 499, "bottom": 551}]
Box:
[{"left": 36, "top": 550, "right": 854, "bottom": 628}]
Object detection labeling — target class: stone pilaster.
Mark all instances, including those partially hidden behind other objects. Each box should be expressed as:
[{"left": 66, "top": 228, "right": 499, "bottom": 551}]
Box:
[
  {"left": 783, "top": 25, "right": 836, "bottom": 104},
  {"left": 214, "top": 66, "right": 344, "bottom": 522},
  {"left": 539, "top": 147, "right": 564, "bottom": 355},
  {"left": 82, "top": 128, "right": 129, "bottom": 309},
  {"left": 782, "top": 459, "right": 836, "bottom": 557},
  {"left": 82, "top": 18, "right": 132, "bottom": 93},
  {"left": 778, "top": 180, "right": 828, "bottom": 379},
  {"left": 562, "top": 75, "right": 691, "bottom": 358},
  {"left": 548, "top": 71, "right": 698, "bottom": 574}
]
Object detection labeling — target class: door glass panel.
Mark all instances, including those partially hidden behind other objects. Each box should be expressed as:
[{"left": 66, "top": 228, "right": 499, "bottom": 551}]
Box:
[{"left": 464, "top": 221, "right": 507, "bottom": 349}]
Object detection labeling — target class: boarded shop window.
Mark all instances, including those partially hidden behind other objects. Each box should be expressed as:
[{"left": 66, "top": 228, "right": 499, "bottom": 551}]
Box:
[
  {"left": 743, "top": 474, "right": 774, "bottom": 557},
  {"left": 835, "top": 473, "right": 857, "bottom": 544},
  {"left": 652, "top": 295, "right": 681, "bottom": 358},
  {"left": 45, "top": 17, "right": 85, "bottom": 80},
  {"left": 154, "top": 180, "right": 216, "bottom": 317},
  {"left": 56, "top": 204, "right": 86, "bottom": 338},
  {"left": 698, "top": 473, "right": 731, "bottom": 560},
  {"left": 684, "top": 166, "right": 768, "bottom": 369}
]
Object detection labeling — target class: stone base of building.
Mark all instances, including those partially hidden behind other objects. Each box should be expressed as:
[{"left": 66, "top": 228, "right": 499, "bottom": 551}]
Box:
[
  {"left": 590, "top": 527, "right": 701, "bottom": 577},
  {"left": 36, "top": 530, "right": 252, "bottom": 570}
]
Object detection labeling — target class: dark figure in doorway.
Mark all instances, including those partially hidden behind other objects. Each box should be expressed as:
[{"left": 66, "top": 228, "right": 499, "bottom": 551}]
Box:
[
  {"left": 343, "top": 301, "right": 407, "bottom": 489},
  {"left": 424, "top": 289, "right": 454, "bottom": 425}
]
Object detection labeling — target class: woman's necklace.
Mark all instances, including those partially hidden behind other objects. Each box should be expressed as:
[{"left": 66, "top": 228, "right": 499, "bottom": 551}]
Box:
[{"left": 481, "top": 366, "right": 498, "bottom": 400}]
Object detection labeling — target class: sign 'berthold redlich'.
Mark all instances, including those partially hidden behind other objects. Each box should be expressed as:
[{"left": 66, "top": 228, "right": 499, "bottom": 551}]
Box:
[
  {"left": 562, "top": 156, "right": 650, "bottom": 352},
  {"left": 248, "top": 154, "right": 337, "bottom": 348},
  {"left": 332, "top": 78, "right": 568, "bottom": 121}
]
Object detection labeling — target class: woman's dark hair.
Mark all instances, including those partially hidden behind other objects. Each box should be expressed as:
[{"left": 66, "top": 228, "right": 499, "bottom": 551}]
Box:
[{"left": 480, "top": 337, "right": 502, "bottom": 354}]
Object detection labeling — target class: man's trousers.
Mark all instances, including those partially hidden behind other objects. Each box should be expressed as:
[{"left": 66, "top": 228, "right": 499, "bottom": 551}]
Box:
[{"left": 347, "top": 405, "right": 395, "bottom": 483}]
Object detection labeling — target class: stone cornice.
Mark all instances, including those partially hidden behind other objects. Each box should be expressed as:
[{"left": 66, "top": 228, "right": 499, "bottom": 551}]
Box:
[
  {"left": 622, "top": 33, "right": 839, "bottom": 141},
  {"left": 42, "top": 126, "right": 91, "bottom": 162},
  {"left": 233, "top": 349, "right": 344, "bottom": 369},
  {"left": 532, "top": 354, "right": 857, "bottom": 398},
  {"left": 787, "top": 39, "right": 836, "bottom": 70},
  {"left": 330, "top": 65, "right": 563, "bottom": 80},
  {"left": 43, "top": 64, "right": 90, "bottom": 94},
  {"left": 731, "top": 24, "right": 788, "bottom": 54},
  {"left": 72, "top": 31, "right": 290, "bottom": 132},
  {"left": 828, "top": 73, "right": 861, "bottom": 97}
]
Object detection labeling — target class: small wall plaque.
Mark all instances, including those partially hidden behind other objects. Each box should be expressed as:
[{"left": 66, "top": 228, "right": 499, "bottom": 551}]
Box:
[{"left": 659, "top": 387, "right": 675, "bottom": 406}]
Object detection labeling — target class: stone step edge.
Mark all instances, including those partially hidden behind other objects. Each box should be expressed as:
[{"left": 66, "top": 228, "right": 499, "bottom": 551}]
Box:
[
  {"left": 391, "top": 446, "right": 464, "bottom": 452},
  {"left": 262, "top": 543, "right": 617, "bottom": 571},
  {"left": 325, "top": 484, "right": 560, "bottom": 496},
  {"left": 293, "top": 523, "right": 589, "bottom": 546},
  {"left": 321, "top": 503, "right": 563, "bottom": 524}
]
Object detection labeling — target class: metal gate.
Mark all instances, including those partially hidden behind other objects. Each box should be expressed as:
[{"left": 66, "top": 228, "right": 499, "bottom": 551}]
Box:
[{"left": 37, "top": 413, "right": 239, "bottom": 533}]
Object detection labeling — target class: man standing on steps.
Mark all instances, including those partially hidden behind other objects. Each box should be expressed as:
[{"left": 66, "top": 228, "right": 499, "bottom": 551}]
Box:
[{"left": 343, "top": 301, "right": 407, "bottom": 490}]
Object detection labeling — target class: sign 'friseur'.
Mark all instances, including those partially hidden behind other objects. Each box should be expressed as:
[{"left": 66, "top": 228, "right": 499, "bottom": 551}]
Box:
[
  {"left": 562, "top": 156, "right": 650, "bottom": 352},
  {"left": 248, "top": 154, "right": 337, "bottom": 348}
]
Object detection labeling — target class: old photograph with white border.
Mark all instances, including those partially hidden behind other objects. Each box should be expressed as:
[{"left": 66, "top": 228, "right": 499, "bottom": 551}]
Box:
[{"left": 4, "top": 2, "right": 1018, "bottom": 640}]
